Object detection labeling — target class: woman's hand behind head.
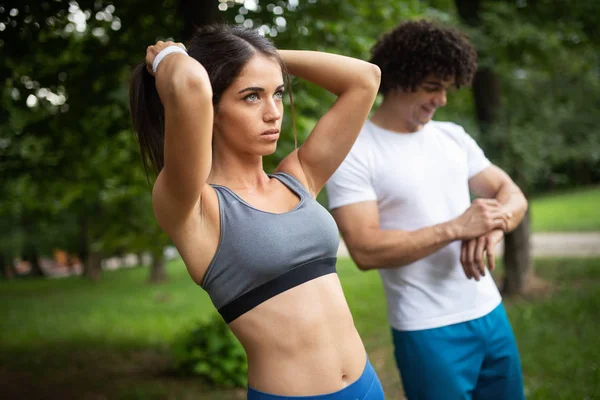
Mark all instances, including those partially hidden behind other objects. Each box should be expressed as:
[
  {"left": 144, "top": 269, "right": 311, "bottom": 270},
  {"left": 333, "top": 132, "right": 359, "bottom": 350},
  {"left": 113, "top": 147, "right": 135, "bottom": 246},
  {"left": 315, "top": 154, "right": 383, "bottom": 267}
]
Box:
[{"left": 145, "top": 40, "right": 187, "bottom": 76}]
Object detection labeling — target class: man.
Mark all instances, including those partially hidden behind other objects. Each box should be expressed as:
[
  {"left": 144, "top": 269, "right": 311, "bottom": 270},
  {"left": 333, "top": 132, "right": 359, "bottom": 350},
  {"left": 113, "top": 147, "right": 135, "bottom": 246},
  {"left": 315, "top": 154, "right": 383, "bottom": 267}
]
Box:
[{"left": 326, "top": 20, "right": 527, "bottom": 399}]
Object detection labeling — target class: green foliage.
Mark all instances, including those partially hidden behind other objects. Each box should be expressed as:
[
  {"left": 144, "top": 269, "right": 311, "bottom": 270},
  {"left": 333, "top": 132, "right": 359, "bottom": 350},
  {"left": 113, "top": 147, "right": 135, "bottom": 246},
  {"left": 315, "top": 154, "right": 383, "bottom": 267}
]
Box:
[
  {"left": 0, "top": 0, "right": 437, "bottom": 267},
  {"left": 0, "top": 0, "right": 177, "bottom": 266},
  {"left": 456, "top": 0, "right": 600, "bottom": 193},
  {"left": 171, "top": 315, "right": 247, "bottom": 388},
  {"left": 1, "top": 0, "right": 599, "bottom": 275}
]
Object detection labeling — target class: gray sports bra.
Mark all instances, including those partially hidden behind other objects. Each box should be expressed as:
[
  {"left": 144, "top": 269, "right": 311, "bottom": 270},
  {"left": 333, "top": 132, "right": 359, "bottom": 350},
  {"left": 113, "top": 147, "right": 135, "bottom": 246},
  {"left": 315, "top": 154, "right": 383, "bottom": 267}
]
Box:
[{"left": 201, "top": 172, "right": 340, "bottom": 323}]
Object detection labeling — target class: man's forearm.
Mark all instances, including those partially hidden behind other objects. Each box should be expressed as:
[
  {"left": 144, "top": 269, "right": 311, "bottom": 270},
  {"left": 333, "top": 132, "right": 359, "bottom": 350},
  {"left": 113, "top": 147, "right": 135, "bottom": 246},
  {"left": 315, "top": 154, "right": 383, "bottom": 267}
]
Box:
[
  {"left": 346, "top": 222, "right": 460, "bottom": 271},
  {"left": 495, "top": 183, "right": 528, "bottom": 232}
]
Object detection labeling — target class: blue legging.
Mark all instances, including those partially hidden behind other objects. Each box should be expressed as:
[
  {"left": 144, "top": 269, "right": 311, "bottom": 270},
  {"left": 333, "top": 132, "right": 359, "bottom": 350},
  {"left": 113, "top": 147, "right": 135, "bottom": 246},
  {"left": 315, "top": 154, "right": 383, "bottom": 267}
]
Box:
[{"left": 247, "top": 357, "right": 384, "bottom": 400}]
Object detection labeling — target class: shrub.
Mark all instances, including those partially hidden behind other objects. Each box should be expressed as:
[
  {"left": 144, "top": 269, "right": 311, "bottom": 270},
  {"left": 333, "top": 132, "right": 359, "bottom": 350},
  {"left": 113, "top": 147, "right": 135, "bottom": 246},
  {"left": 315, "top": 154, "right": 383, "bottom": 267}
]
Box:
[{"left": 171, "top": 314, "right": 248, "bottom": 388}]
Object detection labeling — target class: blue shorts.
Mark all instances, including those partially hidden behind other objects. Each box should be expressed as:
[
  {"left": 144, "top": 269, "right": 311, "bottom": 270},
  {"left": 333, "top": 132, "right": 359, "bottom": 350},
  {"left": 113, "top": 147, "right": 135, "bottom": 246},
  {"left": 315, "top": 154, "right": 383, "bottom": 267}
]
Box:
[
  {"left": 392, "top": 304, "right": 525, "bottom": 400},
  {"left": 247, "top": 357, "right": 384, "bottom": 400}
]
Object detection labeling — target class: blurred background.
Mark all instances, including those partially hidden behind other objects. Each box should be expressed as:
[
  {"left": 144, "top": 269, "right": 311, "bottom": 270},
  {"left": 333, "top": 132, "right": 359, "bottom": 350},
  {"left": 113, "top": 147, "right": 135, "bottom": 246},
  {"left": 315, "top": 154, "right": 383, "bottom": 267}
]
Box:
[{"left": 0, "top": 1, "right": 598, "bottom": 399}]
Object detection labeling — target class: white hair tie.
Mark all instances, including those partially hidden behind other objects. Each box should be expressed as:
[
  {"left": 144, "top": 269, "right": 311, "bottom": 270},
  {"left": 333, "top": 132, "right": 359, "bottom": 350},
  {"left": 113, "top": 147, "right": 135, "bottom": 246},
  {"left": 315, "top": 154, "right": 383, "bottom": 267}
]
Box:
[{"left": 152, "top": 46, "right": 188, "bottom": 73}]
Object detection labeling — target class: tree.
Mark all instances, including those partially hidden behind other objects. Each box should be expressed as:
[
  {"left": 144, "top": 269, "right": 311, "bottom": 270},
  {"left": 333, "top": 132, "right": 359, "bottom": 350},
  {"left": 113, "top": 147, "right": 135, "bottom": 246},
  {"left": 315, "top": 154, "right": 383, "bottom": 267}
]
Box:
[
  {"left": 178, "top": 0, "right": 221, "bottom": 40},
  {"left": 0, "top": 0, "right": 439, "bottom": 282},
  {"left": 0, "top": 0, "right": 182, "bottom": 281},
  {"left": 0, "top": 253, "right": 15, "bottom": 280},
  {"left": 3, "top": 0, "right": 594, "bottom": 288},
  {"left": 452, "top": 0, "right": 600, "bottom": 294},
  {"left": 454, "top": 0, "right": 532, "bottom": 295}
]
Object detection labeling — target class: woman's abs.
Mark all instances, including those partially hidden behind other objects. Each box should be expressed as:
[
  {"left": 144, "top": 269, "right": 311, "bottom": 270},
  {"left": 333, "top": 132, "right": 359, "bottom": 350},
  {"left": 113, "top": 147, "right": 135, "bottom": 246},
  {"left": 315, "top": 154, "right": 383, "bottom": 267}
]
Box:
[{"left": 229, "top": 274, "right": 367, "bottom": 396}]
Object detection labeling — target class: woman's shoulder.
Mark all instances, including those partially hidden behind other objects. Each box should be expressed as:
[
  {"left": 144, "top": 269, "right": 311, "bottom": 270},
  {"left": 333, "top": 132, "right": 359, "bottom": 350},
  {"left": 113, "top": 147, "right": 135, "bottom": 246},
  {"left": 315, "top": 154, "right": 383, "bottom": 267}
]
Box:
[{"left": 274, "top": 150, "right": 314, "bottom": 196}]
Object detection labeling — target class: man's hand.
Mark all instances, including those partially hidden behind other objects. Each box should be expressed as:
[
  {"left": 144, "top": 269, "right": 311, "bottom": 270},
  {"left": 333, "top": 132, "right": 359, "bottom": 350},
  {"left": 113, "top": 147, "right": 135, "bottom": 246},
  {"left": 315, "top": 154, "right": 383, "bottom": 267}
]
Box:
[
  {"left": 452, "top": 199, "right": 511, "bottom": 240},
  {"left": 460, "top": 229, "right": 504, "bottom": 281}
]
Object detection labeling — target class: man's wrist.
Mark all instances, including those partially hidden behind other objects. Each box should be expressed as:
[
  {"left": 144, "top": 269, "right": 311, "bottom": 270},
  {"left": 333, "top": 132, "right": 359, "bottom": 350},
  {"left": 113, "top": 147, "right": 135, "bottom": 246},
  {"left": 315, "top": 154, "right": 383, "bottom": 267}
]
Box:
[
  {"left": 488, "top": 228, "right": 505, "bottom": 243},
  {"left": 439, "top": 220, "right": 460, "bottom": 242}
]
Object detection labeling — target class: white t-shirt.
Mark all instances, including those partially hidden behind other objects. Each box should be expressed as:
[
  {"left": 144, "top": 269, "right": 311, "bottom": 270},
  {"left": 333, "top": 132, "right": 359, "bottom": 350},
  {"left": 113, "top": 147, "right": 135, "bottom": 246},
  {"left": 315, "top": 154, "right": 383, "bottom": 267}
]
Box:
[{"left": 327, "top": 120, "right": 502, "bottom": 331}]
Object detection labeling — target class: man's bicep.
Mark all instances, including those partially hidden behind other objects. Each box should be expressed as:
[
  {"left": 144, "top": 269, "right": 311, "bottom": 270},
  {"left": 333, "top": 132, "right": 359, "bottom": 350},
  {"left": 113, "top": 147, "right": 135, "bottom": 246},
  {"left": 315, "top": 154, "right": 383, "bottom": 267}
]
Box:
[{"left": 331, "top": 201, "right": 380, "bottom": 249}]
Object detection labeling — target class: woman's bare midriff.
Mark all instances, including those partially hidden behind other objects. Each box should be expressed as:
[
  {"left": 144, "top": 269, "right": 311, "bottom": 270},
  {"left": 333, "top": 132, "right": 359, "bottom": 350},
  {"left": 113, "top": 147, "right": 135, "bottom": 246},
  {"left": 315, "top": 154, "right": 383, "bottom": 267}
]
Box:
[{"left": 228, "top": 273, "right": 367, "bottom": 396}]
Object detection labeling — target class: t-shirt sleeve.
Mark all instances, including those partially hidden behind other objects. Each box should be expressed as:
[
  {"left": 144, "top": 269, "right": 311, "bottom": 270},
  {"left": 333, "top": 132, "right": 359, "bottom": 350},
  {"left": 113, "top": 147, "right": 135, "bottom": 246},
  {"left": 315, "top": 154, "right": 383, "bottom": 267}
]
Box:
[
  {"left": 325, "top": 139, "right": 377, "bottom": 210},
  {"left": 456, "top": 125, "right": 492, "bottom": 179}
]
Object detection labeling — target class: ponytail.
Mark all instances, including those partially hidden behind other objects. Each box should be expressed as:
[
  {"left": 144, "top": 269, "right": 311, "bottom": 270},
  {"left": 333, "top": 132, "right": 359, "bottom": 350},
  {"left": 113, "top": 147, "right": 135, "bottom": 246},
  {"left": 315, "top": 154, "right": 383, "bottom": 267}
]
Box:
[{"left": 129, "top": 63, "right": 166, "bottom": 175}]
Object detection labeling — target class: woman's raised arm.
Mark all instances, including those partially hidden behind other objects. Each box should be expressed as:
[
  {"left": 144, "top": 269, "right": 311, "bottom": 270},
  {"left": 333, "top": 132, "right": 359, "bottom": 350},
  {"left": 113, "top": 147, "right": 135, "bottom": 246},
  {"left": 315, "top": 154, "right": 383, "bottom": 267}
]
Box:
[
  {"left": 277, "top": 50, "right": 380, "bottom": 195},
  {"left": 146, "top": 42, "right": 214, "bottom": 222}
]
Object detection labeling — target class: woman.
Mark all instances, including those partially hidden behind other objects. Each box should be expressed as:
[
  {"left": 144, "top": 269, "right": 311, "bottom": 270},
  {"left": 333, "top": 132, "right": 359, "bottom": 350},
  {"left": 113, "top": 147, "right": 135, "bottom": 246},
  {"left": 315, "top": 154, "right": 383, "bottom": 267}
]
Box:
[{"left": 130, "top": 24, "right": 382, "bottom": 399}]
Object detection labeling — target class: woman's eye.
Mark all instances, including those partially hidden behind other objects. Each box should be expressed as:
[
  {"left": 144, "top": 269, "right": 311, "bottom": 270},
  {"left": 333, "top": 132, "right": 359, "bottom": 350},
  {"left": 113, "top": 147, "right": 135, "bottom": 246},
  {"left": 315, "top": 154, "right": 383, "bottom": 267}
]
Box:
[
  {"left": 274, "top": 90, "right": 284, "bottom": 99},
  {"left": 245, "top": 93, "right": 259, "bottom": 101}
]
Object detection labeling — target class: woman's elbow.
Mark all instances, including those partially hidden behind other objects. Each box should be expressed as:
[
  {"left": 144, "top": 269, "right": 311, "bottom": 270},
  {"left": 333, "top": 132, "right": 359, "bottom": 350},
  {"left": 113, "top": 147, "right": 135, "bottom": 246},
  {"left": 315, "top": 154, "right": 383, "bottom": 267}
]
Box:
[
  {"left": 371, "top": 64, "right": 382, "bottom": 86},
  {"left": 362, "top": 63, "right": 381, "bottom": 93},
  {"left": 168, "top": 63, "right": 213, "bottom": 101}
]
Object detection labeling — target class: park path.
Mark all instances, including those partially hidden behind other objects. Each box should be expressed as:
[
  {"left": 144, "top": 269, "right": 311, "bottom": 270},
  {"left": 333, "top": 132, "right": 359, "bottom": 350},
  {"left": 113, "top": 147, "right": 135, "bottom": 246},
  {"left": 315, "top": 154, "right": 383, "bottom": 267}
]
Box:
[
  {"left": 44, "top": 233, "right": 600, "bottom": 278},
  {"left": 337, "top": 232, "right": 600, "bottom": 258}
]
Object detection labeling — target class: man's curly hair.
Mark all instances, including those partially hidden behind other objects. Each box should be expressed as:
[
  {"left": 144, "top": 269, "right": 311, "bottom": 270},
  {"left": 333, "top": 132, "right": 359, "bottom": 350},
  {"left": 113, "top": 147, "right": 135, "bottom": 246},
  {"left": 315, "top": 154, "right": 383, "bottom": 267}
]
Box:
[{"left": 370, "top": 20, "right": 478, "bottom": 95}]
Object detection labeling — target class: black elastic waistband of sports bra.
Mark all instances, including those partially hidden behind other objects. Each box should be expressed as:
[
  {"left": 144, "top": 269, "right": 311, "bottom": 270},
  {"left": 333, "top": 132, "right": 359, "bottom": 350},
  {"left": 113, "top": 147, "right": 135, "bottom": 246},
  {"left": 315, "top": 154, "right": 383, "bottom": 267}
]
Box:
[{"left": 218, "top": 257, "right": 337, "bottom": 324}]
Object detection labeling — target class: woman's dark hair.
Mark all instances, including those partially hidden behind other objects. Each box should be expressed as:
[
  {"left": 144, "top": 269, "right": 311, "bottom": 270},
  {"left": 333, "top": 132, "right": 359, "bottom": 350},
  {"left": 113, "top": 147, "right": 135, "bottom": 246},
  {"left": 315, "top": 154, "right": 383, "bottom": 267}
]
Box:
[
  {"left": 130, "top": 24, "right": 295, "bottom": 175},
  {"left": 370, "top": 19, "right": 478, "bottom": 95}
]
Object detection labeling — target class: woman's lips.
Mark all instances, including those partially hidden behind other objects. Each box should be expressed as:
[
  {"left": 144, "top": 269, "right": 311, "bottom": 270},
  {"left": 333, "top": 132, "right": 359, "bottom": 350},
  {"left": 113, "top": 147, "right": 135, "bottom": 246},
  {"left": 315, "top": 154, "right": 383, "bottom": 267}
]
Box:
[{"left": 261, "top": 129, "right": 280, "bottom": 140}]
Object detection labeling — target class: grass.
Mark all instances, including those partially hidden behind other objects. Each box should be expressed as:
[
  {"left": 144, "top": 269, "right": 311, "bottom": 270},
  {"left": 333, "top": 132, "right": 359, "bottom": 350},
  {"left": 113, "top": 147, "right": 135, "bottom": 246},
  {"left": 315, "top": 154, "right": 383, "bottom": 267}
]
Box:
[
  {"left": 1, "top": 257, "right": 599, "bottom": 399},
  {"left": 530, "top": 186, "right": 600, "bottom": 232},
  {"left": 0, "top": 262, "right": 215, "bottom": 349},
  {"left": 500, "top": 259, "right": 600, "bottom": 399}
]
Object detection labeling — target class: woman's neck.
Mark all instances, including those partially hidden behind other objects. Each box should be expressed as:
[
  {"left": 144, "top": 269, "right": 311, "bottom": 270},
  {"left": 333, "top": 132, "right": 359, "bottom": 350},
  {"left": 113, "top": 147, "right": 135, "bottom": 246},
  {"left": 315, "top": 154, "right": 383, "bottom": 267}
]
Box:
[{"left": 208, "top": 147, "right": 269, "bottom": 191}]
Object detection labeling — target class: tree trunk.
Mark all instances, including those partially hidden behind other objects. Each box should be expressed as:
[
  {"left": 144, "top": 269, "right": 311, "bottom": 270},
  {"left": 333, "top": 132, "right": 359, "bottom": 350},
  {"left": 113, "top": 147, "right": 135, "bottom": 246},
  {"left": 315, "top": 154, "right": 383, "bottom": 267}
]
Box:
[
  {"left": 0, "top": 254, "right": 15, "bottom": 280},
  {"left": 84, "top": 251, "right": 102, "bottom": 282},
  {"left": 456, "top": 0, "right": 532, "bottom": 296},
  {"left": 178, "top": 0, "right": 221, "bottom": 40},
  {"left": 502, "top": 210, "right": 532, "bottom": 295},
  {"left": 149, "top": 248, "right": 167, "bottom": 283},
  {"left": 20, "top": 214, "right": 46, "bottom": 277},
  {"left": 78, "top": 215, "right": 103, "bottom": 281},
  {"left": 77, "top": 215, "right": 89, "bottom": 277},
  {"left": 149, "top": 258, "right": 166, "bottom": 283},
  {"left": 137, "top": 252, "right": 147, "bottom": 267},
  {"left": 23, "top": 247, "right": 45, "bottom": 277},
  {"left": 455, "top": 0, "right": 483, "bottom": 26},
  {"left": 472, "top": 68, "right": 502, "bottom": 134}
]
